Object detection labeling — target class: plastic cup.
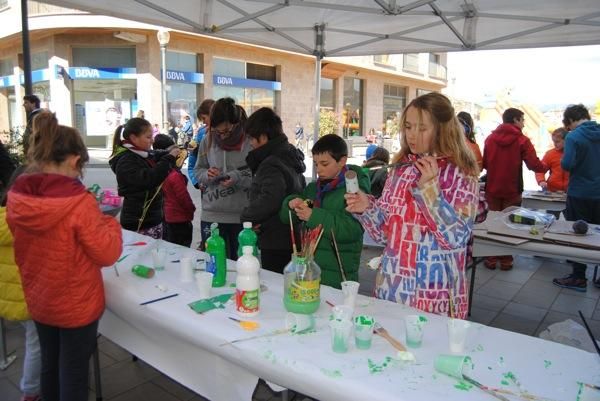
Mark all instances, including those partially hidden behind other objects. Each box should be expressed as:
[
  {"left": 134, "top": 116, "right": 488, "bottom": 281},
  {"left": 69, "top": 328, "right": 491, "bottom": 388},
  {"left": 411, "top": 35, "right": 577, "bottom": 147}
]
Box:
[
  {"left": 331, "top": 305, "right": 353, "bottom": 321},
  {"left": 434, "top": 354, "right": 472, "bottom": 379},
  {"left": 180, "top": 257, "right": 194, "bottom": 283},
  {"left": 195, "top": 272, "right": 213, "bottom": 299},
  {"left": 341, "top": 281, "right": 360, "bottom": 309},
  {"left": 329, "top": 318, "right": 353, "bottom": 353},
  {"left": 447, "top": 319, "right": 471, "bottom": 354},
  {"left": 354, "top": 315, "right": 375, "bottom": 350},
  {"left": 151, "top": 248, "right": 167, "bottom": 271},
  {"left": 285, "top": 313, "right": 316, "bottom": 334},
  {"left": 404, "top": 315, "right": 427, "bottom": 348}
]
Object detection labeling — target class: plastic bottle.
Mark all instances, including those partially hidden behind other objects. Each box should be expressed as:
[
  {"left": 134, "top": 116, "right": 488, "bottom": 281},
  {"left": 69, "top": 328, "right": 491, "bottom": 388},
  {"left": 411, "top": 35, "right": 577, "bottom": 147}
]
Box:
[
  {"left": 235, "top": 246, "right": 260, "bottom": 317},
  {"left": 131, "top": 264, "right": 155, "bottom": 278},
  {"left": 205, "top": 223, "right": 227, "bottom": 287},
  {"left": 283, "top": 256, "right": 321, "bottom": 314},
  {"left": 237, "top": 221, "right": 258, "bottom": 257}
]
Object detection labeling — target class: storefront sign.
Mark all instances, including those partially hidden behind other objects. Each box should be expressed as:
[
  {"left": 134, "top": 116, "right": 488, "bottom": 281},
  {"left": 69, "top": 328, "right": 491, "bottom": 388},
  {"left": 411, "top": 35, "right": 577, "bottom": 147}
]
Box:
[
  {"left": 65, "top": 67, "right": 137, "bottom": 80},
  {"left": 0, "top": 68, "right": 51, "bottom": 88},
  {"left": 213, "top": 75, "right": 281, "bottom": 91},
  {"left": 163, "top": 69, "right": 204, "bottom": 84}
]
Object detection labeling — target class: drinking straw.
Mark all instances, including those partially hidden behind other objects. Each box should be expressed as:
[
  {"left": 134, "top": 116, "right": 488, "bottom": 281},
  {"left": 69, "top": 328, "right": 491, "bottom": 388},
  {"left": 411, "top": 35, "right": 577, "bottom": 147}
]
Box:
[
  {"left": 139, "top": 293, "right": 179, "bottom": 306},
  {"left": 288, "top": 209, "right": 298, "bottom": 256},
  {"left": 330, "top": 229, "right": 347, "bottom": 282},
  {"left": 578, "top": 310, "right": 600, "bottom": 358}
]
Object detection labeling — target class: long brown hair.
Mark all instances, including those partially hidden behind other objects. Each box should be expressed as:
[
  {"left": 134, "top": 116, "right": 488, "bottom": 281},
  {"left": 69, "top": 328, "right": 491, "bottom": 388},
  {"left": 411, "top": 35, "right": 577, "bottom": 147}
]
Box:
[
  {"left": 28, "top": 111, "right": 89, "bottom": 172},
  {"left": 393, "top": 93, "right": 478, "bottom": 177}
]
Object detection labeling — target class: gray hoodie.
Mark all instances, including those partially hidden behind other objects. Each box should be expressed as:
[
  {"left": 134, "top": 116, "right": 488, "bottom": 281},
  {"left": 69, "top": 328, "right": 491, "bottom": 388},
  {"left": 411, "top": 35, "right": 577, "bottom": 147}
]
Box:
[{"left": 194, "top": 136, "right": 252, "bottom": 223}]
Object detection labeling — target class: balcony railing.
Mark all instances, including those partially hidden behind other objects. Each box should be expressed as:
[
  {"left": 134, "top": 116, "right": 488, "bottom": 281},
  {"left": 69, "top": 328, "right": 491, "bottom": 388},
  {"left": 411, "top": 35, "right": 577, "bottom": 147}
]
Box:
[
  {"left": 428, "top": 62, "right": 447, "bottom": 80},
  {"left": 28, "top": 1, "right": 82, "bottom": 15}
]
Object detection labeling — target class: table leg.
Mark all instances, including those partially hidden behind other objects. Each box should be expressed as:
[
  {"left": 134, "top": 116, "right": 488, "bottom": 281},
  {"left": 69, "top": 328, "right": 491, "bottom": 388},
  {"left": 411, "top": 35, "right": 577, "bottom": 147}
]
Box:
[{"left": 468, "top": 258, "right": 480, "bottom": 317}]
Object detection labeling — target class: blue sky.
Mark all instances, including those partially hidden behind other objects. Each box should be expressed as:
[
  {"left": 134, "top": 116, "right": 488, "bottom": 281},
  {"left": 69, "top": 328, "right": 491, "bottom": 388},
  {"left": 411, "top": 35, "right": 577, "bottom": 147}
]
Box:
[{"left": 446, "top": 45, "right": 600, "bottom": 108}]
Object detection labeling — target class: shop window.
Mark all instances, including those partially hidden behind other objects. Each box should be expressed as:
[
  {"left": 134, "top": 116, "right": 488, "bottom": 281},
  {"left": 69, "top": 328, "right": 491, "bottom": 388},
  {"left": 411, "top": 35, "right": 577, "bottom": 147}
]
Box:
[
  {"left": 246, "top": 63, "right": 276, "bottom": 81},
  {"left": 72, "top": 47, "right": 136, "bottom": 68},
  {"left": 167, "top": 51, "right": 197, "bottom": 72},
  {"left": 383, "top": 84, "right": 406, "bottom": 137},
  {"left": 320, "top": 77, "right": 335, "bottom": 111},
  {"left": 213, "top": 58, "right": 245, "bottom": 78},
  {"left": 342, "top": 77, "right": 363, "bottom": 138}
]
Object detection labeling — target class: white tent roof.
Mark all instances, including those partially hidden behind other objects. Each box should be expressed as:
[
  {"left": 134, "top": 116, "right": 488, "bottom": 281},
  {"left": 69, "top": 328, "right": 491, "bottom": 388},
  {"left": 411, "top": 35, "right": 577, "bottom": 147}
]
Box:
[{"left": 40, "top": 0, "right": 600, "bottom": 56}]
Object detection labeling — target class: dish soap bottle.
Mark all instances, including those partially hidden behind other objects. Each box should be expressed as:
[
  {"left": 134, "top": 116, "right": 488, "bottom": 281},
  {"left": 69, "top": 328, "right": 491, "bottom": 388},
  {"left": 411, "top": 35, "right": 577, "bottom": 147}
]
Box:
[
  {"left": 235, "top": 246, "right": 260, "bottom": 317},
  {"left": 205, "top": 223, "right": 226, "bottom": 287},
  {"left": 237, "top": 221, "right": 258, "bottom": 257}
]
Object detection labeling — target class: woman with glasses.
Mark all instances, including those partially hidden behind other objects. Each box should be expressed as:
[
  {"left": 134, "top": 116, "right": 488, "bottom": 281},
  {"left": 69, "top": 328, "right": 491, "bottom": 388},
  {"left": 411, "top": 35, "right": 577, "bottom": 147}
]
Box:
[{"left": 194, "top": 97, "right": 252, "bottom": 259}]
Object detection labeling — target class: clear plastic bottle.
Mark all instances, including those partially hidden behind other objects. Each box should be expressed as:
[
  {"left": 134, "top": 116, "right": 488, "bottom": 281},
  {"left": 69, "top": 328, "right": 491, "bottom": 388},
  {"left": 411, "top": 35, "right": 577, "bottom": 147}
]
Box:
[
  {"left": 283, "top": 256, "right": 321, "bottom": 314},
  {"left": 205, "top": 223, "right": 227, "bottom": 287},
  {"left": 235, "top": 246, "right": 260, "bottom": 317},
  {"left": 237, "top": 221, "right": 258, "bottom": 257}
]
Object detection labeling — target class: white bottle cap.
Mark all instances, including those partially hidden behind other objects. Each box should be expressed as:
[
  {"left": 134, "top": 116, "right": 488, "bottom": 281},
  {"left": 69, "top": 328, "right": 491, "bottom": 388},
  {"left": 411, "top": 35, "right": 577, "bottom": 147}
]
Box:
[
  {"left": 345, "top": 170, "right": 359, "bottom": 194},
  {"left": 243, "top": 221, "right": 252, "bottom": 229},
  {"left": 242, "top": 245, "right": 253, "bottom": 255}
]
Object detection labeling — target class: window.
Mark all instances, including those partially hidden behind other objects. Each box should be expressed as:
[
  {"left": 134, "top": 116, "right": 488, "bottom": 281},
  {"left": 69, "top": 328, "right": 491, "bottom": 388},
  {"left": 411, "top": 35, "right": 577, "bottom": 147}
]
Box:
[
  {"left": 72, "top": 47, "right": 136, "bottom": 68},
  {"left": 213, "top": 58, "right": 245, "bottom": 78},
  {"left": 0, "top": 58, "right": 13, "bottom": 76},
  {"left": 428, "top": 53, "right": 446, "bottom": 79},
  {"left": 320, "top": 77, "right": 335, "bottom": 111},
  {"left": 403, "top": 53, "right": 420, "bottom": 73},
  {"left": 246, "top": 63, "right": 276, "bottom": 81},
  {"left": 166, "top": 51, "right": 200, "bottom": 123},
  {"left": 383, "top": 84, "right": 406, "bottom": 137},
  {"left": 167, "top": 51, "right": 197, "bottom": 72},
  {"left": 342, "top": 77, "right": 363, "bottom": 137}
]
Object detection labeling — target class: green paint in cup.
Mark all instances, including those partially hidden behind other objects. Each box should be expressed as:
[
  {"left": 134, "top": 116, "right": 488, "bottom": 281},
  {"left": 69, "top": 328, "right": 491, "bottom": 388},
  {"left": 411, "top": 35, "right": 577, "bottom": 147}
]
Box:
[
  {"left": 434, "top": 354, "right": 472, "bottom": 379},
  {"left": 354, "top": 315, "right": 375, "bottom": 350},
  {"left": 329, "top": 318, "right": 352, "bottom": 353}
]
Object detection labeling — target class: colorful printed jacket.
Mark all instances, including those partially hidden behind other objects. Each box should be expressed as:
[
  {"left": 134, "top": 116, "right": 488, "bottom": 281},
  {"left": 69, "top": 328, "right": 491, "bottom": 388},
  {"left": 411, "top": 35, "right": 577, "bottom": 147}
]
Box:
[{"left": 355, "top": 156, "right": 479, "bottom": 319}]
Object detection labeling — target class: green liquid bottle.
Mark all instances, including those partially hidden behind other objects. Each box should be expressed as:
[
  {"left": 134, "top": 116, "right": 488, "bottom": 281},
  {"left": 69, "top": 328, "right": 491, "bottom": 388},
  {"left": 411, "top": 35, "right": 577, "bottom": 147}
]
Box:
[
  {"left": 237, "top": 221, "right": 258, "bottom": 257},
  {"left": 205, "top": 223, "right": 227, "bottom": 287}
]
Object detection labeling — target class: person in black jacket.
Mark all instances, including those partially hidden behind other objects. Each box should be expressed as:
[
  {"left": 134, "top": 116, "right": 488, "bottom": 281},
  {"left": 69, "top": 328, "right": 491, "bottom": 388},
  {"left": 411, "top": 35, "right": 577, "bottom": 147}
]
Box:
[
  {"left": 109, "top": 118, "right": 180, "bottom": 238},
  {"left": 0, "top": 140, "right": 16, "bottom": 197},
  {"left": 241, "top": 108, "right": 306, "bottom": 273},
  {"left": 362, "top": 146, "right": 389, "bottom": 198}
]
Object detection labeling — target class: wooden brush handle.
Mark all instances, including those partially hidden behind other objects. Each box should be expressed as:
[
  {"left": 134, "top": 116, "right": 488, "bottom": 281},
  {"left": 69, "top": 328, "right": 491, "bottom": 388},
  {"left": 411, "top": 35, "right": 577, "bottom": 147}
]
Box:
[{"left": 377, "top": 329, "right": 407, "bottom": 352}]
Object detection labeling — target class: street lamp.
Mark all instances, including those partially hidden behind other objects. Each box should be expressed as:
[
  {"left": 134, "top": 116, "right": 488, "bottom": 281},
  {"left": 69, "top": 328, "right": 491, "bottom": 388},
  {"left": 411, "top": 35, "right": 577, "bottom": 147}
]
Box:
[{"left": 157, "top": 29, "right": 170, "bottom": 134}]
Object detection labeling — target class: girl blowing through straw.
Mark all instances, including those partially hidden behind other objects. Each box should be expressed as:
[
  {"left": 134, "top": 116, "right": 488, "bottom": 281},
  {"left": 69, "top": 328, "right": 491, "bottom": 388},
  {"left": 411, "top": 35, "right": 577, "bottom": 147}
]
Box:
[
  {"left": 345, "top": 93, "right": 479, "bottom": 319},
  {"left": 109, "top": 117, "right": 180, "bottom": 238}
]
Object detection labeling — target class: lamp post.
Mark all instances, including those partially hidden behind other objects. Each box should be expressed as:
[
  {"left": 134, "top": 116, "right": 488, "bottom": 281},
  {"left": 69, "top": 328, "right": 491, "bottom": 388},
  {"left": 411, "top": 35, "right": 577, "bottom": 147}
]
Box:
[{"left": 157, "top": 29, "right": 170, "bottom": 134}]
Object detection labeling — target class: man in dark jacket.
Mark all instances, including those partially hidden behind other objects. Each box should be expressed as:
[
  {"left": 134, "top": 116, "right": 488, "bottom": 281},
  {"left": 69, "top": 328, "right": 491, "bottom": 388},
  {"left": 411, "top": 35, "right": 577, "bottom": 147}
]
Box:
[
  {"left": 241, "top": 108, "right": 306, "bottom": 273},
  {"left": 21, "top": 95, "right": 42, "bottom": 156},
  {"left": 553, "top": 104, "right": 600, "bottom": 291},
  {"left": 482, "top": 108, "right": 545, "bottom": 270}
]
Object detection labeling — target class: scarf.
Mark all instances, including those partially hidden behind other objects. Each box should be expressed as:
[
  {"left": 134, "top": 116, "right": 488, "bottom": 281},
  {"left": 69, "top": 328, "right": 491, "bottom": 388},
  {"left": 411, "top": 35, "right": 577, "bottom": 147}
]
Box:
[
  {"left": 214, "top": 123, "right": 245, "bottom": 151},
  {"left": 123, "top": 141, "right": 149, "bottom": 159},
  {"left": 315, "top": 165, "right": 348, "bottom": 208}
]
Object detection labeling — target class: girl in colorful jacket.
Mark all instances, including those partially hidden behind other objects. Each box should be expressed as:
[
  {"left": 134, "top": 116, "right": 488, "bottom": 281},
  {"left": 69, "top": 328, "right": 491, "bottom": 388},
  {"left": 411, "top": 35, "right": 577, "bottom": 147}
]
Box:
[
  {"left": 1, "top": 175, "right": 41, "bottom": 401},
  {"left": 6, "top": 112, "right": 122, "bottom": 401},
  {"left": 345, "top": 93, "right": 480, "bottom": 319}
]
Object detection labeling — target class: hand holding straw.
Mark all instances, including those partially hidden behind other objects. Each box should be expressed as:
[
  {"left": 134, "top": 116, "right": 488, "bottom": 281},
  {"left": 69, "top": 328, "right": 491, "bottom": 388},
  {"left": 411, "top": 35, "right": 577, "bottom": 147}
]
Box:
[
  {"left": 330, "top": 229, "right": 347, "bottom": 282},
  {"left": 288, "top": 209, "right": 298, "bottom": 256}
]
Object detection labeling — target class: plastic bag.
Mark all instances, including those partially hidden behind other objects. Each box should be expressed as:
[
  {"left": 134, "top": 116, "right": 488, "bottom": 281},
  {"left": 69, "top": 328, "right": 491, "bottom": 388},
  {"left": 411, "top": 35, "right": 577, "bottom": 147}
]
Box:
[
  {"left": 538, "top": 319, "right": 600, "bottom": 353},
  {"left": 502, "top": 206, "right": 555, "bottom": 231}
]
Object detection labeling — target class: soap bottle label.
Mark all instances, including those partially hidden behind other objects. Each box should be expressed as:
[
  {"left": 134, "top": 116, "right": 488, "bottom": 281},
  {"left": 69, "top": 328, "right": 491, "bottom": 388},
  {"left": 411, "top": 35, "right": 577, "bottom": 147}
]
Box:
[{"left": 235, "top": 289, "right": 259, "bottom": 313}]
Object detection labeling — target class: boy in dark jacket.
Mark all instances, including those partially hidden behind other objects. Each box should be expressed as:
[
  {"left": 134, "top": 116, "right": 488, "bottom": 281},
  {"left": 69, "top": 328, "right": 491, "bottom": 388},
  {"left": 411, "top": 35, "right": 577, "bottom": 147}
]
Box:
[
  {"left": 241, "top": 108, "right": 306, "bottom": 273},
  {"left": 280, "top": 134, "right": 370, "bottom": 289},
  {"left": 153, "top": 134, "right": 196, "bottom": 247}
]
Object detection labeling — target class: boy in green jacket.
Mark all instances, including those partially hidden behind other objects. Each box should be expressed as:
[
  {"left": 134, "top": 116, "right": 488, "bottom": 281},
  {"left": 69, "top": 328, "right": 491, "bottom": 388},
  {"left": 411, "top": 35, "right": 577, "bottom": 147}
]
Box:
[{"left": 279, "top": 134, "right": 370, "bottom": 288}]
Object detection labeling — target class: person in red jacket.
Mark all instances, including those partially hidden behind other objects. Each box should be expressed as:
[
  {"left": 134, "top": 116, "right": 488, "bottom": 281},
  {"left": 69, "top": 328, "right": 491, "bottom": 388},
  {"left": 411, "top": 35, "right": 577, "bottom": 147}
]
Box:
[
  {"left": 482, "top": 108, "right": 545, "bottom": 270},
  {"left": 6, "top": 111, "right": 122, "bottom": 401},
  {"left": 535, "top": 127, "right": 569, "bottom": 192},
  {"left": 153, "top": 134, "right": 196, "bottom": 247}
]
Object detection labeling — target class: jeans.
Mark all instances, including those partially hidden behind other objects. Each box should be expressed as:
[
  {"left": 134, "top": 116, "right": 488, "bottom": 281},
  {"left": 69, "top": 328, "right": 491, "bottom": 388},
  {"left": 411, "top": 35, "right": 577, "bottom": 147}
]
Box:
[
  {"left": 35, "top": 319, "right": 99, "bottom": 401},
  {"left": 200, "top": 221, "right": 242, "bottom": 260},
  {"left": 164, "top": 221, "right": 193, "bottom": 248},
  {"left": 565, "top": 196, "right": 600, "bottom": 279},
  {"left": 20, "top": 320, "right": 41, "bottom": 396}
]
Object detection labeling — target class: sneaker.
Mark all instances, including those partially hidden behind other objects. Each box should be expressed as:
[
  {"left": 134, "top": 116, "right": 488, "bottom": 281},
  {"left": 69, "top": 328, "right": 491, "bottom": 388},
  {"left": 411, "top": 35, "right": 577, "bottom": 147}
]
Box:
[{"left": 552, "top": 275, "right": 587, "bottom": 292}]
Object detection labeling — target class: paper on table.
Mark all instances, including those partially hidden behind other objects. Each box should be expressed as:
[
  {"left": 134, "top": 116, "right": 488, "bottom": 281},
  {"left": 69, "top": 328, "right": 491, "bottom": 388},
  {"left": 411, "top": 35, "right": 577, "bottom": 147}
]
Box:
[{"left": 188, "top": 293, "right": 234, "bottom": 314}]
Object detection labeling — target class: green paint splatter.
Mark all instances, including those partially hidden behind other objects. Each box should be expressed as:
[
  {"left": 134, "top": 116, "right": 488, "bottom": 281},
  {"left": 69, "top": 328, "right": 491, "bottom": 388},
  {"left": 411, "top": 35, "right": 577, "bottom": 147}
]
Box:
[
  {"left": 368, "top": 356, "right": 393, "bottom": 374},
  {"left": 476, "top": 344, "right": 484, "bottom": 352},
  {"left": 454, "top": 380, "right": 473, "bottom": 391},
  {"left": 488, "top": 366, "right": 492, "bottom": 370},
  {"left": 229, "top": 283, "right": 236, "bottom": 287},
  {"left": 503, "top": 371, "right": 517, "bottom": 383},
  {"left": 544, "top": 360, "right": 551, "bottom": 369},
  {"left": 320, "top": 368, "right": 342, "bottom": 378},
  {"left": 501, "top": 380, "right": 510, "bottom": 386},
  {"left": 263, "top": 350, "right": 276, "bottom": 364},
  {"left": 418, "top": 315, "right": 428, "bottom": 323},
  {"left": 499, "top": 356, "right": 504, "bottom": 364},
  {"left": 576, "top": 382, "right": 584, "bottom": 401},
  {"left": 432, "top": 374, "right": 438, "bottom": 380}
]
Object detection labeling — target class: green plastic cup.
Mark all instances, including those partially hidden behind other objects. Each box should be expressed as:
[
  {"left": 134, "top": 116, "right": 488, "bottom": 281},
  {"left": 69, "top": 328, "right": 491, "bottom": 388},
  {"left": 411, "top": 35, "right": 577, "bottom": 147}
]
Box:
[
  {"left": 434, "top": 354, "right": 472, "bottom": 379},
  {"left": 354, "top": 315, "right": 375, "bottom": 349}
]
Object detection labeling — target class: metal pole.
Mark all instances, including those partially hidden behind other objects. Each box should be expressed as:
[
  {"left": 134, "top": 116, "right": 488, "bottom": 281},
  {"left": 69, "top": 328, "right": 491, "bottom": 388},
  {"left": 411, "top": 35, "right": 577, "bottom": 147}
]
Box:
[
  {"left": 161, "top": 44, "right": 168, "bottom": 134},
  {"left": 0, "top": 319, "right": 17, "bottom": 370},
  {"left": 21, "top": 0, "right": 32, "bottom": 95},
  {"left": 312, "top": 24, "right": 325, "bottom": 180}
]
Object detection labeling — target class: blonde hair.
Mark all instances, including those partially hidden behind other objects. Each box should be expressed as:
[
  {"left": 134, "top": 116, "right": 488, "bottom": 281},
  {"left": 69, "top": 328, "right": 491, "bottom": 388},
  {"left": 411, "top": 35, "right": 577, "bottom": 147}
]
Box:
[{"left": 393, "top": 92, "right": 479, "bottom": 177}]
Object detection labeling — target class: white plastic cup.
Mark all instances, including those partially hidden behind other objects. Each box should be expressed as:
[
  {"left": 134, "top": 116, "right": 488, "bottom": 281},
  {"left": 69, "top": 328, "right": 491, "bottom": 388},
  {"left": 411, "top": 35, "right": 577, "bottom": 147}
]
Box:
[
  {"left": 447, "top": 319, "right": 471, "bottom": 354},
  {"left": 354, "top": 315, "right": 375, "bottom": 350},
  {"left": 329, "top": 318, "right": 353, "bottom": 353},
  {"left": 405, "top": 315, "right": 427, "bottom": 348},
  {"left": 195, "top": 272, "right": 213, "bottom": 299},
  {"left": 151, "top": 249, "right": 167, "bottom": 271},
  {"left": 285, "top": 313, "right": 316, "bottom": 334},
  {"left": 331, "top": 305, "right": 353, "bottom": 321},
  {"left": 180, "top": 257, "right": 194, "bottom": 283},
  {"left": 341, "top": 281, "right": 360, "bottom": 309}
]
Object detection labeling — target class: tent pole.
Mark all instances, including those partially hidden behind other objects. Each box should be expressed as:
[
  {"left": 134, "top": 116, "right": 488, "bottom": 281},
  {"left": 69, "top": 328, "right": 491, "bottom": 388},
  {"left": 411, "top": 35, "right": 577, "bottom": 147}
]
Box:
[
  {"left": 21, "top": 0, "right": 32, "bottom": 96},
  {"left": 312, "top": 23, "right": 325, "bottom": 180}
]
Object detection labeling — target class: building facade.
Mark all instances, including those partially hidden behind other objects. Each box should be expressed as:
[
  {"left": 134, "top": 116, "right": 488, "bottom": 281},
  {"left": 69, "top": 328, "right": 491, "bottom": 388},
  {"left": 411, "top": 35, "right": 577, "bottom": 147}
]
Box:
[{"left": 0, "top": 0, "right": 447, "bottom": 148}]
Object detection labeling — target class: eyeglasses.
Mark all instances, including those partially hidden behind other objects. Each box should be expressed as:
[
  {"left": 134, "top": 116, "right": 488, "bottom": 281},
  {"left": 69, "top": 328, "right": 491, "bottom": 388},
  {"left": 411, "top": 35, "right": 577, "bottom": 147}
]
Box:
[{"left": 211, "top": 123, "right": 237, "bottom": 137}]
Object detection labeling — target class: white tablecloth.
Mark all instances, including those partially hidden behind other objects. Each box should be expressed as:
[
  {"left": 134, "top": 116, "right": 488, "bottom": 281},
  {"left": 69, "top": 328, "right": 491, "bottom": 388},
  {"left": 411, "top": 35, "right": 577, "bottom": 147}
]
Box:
[{"left": 100, "top": 230, "right": 600, "bottom": 401}]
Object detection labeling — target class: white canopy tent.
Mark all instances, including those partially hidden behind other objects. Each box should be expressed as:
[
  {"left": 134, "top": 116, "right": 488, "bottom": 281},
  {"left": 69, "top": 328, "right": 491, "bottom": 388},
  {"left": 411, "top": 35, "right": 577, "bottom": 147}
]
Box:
[{"left": 34, "top": 0, "right": 600, "bottom": 140}]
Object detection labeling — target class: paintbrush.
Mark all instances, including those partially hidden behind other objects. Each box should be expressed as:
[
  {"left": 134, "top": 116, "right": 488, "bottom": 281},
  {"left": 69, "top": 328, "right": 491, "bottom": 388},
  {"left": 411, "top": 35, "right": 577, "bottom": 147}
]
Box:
[
  {"left": 462, "top": 374, "right": 511, "bottom": 401},
  {"left": 581, "top": 382, "right": 600, "bottom": 391},
  {"left": 219, "top": 328, "right": 290, "bottom": 346},
  {"left": 578, "top": 310, "right": 600, "bottom": 358},
  {"left": 124, "top": 241, "right": 147, "bottom": 246},
  {"left": 288, "top": 209, "right": 298, "bottom": 256},
  {"left": 369, "top": 155, "right": 447, "bottom": 170},
  {"left": 330, "top": 229, "right": 347, "bottom": 282},
  {"left": 139, "top": 293, "right": 179, "bottom": 306}
]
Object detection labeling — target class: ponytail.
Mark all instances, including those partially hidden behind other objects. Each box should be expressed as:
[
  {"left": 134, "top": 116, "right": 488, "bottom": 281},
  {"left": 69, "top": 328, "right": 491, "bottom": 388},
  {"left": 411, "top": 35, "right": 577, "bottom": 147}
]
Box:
[
  {"left": 111, "top": 117, "right": 152, "bottom": 156},
  {"left": 28, "top": 111, "right": 89, "bottom": 172}
]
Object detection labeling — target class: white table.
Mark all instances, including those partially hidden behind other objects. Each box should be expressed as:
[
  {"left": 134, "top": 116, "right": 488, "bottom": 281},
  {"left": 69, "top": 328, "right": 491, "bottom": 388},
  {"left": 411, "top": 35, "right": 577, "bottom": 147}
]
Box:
[
  {"left": 100, "top": 230, "right": 600, "bottom": 401},
  {"left": 522, "top": 191, "right": 566, "bottom": 211}
]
